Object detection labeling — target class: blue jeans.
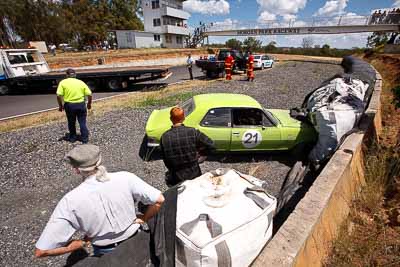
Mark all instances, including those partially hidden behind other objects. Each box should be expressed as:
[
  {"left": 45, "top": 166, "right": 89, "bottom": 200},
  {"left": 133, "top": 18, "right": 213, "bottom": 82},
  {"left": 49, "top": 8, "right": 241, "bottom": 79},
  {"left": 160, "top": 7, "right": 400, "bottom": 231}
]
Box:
[{"left": 64, "top": 102, "right": 89, "bottom": 142}]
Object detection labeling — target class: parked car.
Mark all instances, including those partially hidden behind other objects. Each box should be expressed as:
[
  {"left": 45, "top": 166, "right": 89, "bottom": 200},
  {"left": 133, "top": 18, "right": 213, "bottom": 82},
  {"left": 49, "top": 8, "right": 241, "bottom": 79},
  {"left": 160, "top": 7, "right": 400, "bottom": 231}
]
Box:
[
  {"left": 253, "top": 54, "right": 274, "bottom": 69},
  {"left": 145, "top": 93, "right": 316, "bottom": 152}
]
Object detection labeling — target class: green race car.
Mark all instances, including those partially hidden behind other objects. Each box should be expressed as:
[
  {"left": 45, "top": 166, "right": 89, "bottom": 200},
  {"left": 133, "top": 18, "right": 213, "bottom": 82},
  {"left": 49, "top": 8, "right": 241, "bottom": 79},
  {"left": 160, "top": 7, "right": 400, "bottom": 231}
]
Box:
[{"left": 145, "top": 93, "right": 316, "bottom": 152}]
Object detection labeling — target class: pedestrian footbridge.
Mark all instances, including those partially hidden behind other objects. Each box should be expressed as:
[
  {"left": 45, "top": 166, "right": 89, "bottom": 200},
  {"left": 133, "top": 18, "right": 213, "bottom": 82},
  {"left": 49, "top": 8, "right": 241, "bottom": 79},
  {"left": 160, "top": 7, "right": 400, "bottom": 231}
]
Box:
[{"left": 202, "top": 14, "right": 400, "bottom": 37}]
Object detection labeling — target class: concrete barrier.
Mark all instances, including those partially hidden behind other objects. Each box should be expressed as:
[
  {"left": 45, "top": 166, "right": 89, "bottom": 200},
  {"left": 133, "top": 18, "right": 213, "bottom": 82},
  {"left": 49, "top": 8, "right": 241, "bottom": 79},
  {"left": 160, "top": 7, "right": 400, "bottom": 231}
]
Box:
[{"left": 253, "top": 60, "right": 382, "bottom": 266}]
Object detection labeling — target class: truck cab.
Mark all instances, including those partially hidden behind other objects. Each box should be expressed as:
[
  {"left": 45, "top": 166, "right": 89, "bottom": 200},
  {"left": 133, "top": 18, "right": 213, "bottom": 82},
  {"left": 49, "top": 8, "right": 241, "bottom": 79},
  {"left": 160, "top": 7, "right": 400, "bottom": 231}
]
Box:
[{"left": 0, "top": 49, "right": 50, "bottom": 78}]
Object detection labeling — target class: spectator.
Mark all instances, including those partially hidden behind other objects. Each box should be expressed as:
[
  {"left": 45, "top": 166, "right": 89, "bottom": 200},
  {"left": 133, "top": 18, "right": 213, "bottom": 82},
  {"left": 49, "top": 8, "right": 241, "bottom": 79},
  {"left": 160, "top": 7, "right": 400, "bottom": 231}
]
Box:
[
  {"left": 379, "top": 11, "right": 387, "bottom": 24},
  {"left": 186, "top": 54, "right": 194, "bottom": 80},
  {"left": 35, "top": 145, "right": 165, "bottom": 258},
  {"left": 56, "top": 69, "right": 92, "bottom": 143},
  {"left": 160, "top": 107, "right": 215, "bottom": 187},
  {"left": 50, "top": 44, "right": 56, "bottom": 56},
  {"left": 376, "top": 10, "right": 383, "bottom": 24},
  {"left": 369, "top": 11, "right": 378, "bottom": 25}
]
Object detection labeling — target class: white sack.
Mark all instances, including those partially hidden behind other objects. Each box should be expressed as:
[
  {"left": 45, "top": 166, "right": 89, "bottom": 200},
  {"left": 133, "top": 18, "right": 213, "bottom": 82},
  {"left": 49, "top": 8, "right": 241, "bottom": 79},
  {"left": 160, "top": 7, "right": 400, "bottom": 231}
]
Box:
[
  {"left": 307, "top": 78, "right": 369, "bottom": 163},
  {"left": 176, "top": 169, "right": 277, "bottom": 267}
]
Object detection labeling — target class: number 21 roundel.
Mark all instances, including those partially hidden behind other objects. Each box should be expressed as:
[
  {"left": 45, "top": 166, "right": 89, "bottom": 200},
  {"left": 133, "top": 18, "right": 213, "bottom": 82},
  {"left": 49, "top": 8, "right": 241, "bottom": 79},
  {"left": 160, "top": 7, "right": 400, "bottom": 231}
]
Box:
[{"left": 242, "top": 130, "right": 262, "bottom": 148}]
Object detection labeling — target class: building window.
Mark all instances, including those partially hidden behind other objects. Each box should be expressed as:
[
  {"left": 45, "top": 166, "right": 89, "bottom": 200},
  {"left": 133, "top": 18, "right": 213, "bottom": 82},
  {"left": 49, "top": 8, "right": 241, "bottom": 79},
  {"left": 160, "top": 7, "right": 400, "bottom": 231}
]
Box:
[
  {"left": 152, "top": 0, "right": 160, "bottom": 9},
  {"left": 165, "top": 35, "right": 172, "bottom": 43},
  {"left": 154, "top": 34, "right": 160, "bottom": 41},
  {"left": 153, "top": 18, "right": 161, "bottom": 27},
  {"left": 176, "top": 36, "right": 183, "bottom": 44}
]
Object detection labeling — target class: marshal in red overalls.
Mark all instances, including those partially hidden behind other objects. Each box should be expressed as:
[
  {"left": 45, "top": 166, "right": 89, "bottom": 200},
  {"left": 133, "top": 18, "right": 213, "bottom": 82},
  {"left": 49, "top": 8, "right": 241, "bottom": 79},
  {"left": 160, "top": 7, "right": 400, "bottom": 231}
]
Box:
[
  {"left": 247, "top": 54, "right": 255, "bottom": 82},
  {"left": 224, "top": 54, "right": 234, "bottom": 80}
]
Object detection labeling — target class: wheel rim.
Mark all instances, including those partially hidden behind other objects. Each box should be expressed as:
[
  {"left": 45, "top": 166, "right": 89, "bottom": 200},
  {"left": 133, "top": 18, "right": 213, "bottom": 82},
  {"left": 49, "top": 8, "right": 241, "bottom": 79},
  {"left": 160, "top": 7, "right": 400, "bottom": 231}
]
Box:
[{"left": 0, "top": 85, "right": 10, "bottom": 95}]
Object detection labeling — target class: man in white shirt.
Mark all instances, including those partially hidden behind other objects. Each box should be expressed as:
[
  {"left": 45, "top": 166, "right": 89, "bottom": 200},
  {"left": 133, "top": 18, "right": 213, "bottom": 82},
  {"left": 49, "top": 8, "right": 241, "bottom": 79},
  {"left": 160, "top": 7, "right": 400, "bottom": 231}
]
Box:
[{"left": 35, "top": 144, "right": 164, "bottom": 258}]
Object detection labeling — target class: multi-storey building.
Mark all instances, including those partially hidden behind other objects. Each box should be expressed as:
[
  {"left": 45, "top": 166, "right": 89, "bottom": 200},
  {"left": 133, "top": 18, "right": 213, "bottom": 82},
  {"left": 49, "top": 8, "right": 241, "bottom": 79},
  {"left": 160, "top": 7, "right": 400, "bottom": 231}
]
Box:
[{"left": 141, "top": 0, "right": 190, "bottom": 48}]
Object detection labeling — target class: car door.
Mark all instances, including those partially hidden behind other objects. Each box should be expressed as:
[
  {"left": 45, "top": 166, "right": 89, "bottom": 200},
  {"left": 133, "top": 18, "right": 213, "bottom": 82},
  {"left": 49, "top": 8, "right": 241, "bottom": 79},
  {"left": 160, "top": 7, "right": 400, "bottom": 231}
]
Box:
[
  {"left": 230, "top": 108, "right": 282, "bottom": 151},
  {"left": 197, "top": 108, "right": 232, "bottom": 151},
  {"left": 262, "top": 55, "right": 272, "bottom": 67}
]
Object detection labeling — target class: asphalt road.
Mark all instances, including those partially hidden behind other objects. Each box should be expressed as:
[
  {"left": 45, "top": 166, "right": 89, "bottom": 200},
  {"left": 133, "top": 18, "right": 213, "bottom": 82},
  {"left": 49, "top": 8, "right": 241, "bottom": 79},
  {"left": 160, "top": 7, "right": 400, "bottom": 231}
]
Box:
[{"left": 0, "top": 65, "right": 203, "bottom": 120}]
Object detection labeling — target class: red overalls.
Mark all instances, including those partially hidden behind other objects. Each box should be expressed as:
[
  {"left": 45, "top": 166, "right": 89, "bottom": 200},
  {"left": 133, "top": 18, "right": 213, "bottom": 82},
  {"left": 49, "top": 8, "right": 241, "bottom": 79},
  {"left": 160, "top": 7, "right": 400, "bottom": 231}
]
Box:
[
  {"left": 247, "top": 54, "right": 254, "bottom": 81},
  {"left": 224, "top": 55, "right": 234, "bottom": 80}
]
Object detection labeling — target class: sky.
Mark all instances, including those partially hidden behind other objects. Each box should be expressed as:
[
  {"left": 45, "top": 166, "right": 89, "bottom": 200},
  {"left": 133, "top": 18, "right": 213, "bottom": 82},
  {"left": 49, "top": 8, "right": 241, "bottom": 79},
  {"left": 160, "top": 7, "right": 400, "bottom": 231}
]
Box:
[{"left": 182, "top": 0, "right": 400, "bottom": 48}]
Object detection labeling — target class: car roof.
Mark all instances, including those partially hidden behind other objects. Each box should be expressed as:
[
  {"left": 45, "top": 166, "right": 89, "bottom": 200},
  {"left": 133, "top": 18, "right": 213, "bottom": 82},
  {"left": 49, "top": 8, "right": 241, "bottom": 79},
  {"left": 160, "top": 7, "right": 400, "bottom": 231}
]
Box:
[{"left": 193, "top": 93, "right": 262, "bottom": 110}]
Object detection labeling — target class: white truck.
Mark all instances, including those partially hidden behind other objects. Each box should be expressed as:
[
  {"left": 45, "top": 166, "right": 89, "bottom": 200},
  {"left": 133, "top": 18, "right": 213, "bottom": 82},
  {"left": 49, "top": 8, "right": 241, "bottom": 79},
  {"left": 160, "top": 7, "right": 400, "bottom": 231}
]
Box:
[{"left": 0, "top": 48, "right": 169, "bottom": 95}]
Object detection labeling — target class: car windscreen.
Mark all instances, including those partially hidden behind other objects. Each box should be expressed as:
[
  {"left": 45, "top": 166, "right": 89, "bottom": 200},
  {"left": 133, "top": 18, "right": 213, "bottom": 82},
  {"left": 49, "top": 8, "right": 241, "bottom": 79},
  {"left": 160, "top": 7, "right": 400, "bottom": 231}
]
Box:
[
  {"left": 182, "top": 98, "right": 195, "bottom": 116},
  {"left": 254, "top": 56, "right": 261, "bottom": 59}
]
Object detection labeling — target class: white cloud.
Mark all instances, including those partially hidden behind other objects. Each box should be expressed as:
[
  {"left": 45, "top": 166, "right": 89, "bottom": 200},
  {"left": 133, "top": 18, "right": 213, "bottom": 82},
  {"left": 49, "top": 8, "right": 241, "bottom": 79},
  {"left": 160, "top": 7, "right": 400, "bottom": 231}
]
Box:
[
  {"left": 258, "top": 11, "right": 277, "bottom": 22},
  {"left": 256, "top": 0, "right": 307, "bottom": 22},
  {"left": 393, "top": 0, "right": 400, "bottom": 7},
  {"left": 314, "top": 0, "right": 348, "bottom": 17},
  {"left": 183, "top": 0, "right": 230, "bottom": 15}
]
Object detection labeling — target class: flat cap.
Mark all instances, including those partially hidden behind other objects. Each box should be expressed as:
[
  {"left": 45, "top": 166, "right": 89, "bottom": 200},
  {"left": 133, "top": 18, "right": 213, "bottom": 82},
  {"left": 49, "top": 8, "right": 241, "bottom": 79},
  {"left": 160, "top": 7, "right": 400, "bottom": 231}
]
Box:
[{"left": 65, "top": 144, "right": 101, "bottom": 169}]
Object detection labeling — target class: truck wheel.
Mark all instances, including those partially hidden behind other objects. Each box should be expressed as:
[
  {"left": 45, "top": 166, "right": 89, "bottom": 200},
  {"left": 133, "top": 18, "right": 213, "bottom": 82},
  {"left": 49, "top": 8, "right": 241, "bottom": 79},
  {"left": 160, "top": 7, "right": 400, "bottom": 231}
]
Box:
[
  {"left": 107, "top": 79, "right": 121, "bottom": 91},
  {"left": 86, "top": 81, "right": 97, "bottom": 92},
  {"left": 0, "top": 85, "right": 10, "bottom": 95}
]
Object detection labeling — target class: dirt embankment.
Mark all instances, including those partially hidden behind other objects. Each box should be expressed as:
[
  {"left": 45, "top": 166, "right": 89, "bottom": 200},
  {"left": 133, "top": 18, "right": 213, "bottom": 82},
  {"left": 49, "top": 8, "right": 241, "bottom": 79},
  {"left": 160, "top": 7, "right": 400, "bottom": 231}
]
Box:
[
  {"left": 45, "top": 48, "right": 208, "bottom": 69},
  {"left": 326, "top": 53, "right": 400, "bottom": 266}
]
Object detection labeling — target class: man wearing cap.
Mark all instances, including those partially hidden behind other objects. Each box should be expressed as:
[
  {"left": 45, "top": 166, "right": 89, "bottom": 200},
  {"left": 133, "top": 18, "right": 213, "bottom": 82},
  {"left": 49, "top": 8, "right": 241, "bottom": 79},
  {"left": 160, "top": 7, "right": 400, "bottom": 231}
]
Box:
[
  {"left": 57, "top": 69, "right": 92, "bottom": 143},
  {"left": 35, "top": 145, "right": 165, "bottom": 258},
  {"left": 160, "top": 107, "right": 215, "bottom": 187}
]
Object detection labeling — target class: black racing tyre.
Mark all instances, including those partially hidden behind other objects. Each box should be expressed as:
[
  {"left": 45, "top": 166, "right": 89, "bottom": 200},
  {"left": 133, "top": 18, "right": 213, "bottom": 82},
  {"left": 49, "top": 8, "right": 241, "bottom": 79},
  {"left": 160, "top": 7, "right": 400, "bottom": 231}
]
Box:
[{"left": 0, "top": 84, "right": 10, "bottom": 95}]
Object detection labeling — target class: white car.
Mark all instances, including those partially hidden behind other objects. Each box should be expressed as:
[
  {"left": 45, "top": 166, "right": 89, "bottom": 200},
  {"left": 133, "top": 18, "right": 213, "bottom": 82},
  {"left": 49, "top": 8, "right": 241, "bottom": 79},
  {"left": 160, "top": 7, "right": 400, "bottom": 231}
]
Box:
[{"left": 253, "top": 54, "right": 274, "bottom": 69}]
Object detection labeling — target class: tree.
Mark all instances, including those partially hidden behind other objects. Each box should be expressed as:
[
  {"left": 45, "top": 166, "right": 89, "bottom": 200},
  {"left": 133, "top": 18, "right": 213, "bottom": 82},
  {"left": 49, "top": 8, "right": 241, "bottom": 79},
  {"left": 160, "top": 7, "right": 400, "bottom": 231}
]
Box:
[
  {"left": 367, "top": 32, "right": 390, "bottom": 48},
  {"left": 0, "top": 0, "right": 144, "bottom": 48},
  {"left": 264, "top": 41, "right": 277, "bottom": 52},
  {"left": 301, "top": 37, "right": 314, "bottom": 49},
  {"left": 321, "top": 44, "right": 331, "bottom": 56},
  {"left": 225, "top": 38, "right": 242, "bottom": 50},
  {"left": 243, "top": 37, "right": 262, "bottom": 52}
]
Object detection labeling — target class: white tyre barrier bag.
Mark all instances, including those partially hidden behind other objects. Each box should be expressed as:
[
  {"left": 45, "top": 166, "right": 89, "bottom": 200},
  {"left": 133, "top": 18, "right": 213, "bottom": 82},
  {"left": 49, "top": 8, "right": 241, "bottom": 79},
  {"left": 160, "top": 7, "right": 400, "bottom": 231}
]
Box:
[{"left": 176, "top": 169, "right": 277, "bottom": 267}]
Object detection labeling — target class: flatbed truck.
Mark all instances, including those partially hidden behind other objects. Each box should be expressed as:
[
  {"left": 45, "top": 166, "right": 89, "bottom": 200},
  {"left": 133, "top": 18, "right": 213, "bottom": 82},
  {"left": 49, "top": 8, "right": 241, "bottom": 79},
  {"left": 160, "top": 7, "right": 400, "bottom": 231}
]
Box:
[{"left": 0, "top": 49, "right": 169, "bottom": 95}]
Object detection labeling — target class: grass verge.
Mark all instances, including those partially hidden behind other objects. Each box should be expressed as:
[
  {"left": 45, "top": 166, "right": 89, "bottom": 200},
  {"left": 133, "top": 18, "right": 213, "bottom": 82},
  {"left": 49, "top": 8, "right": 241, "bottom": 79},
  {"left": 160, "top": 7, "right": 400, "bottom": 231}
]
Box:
[
  {"left": 0, "top": 79, "right": 213, "bottom": 133},
  {"left": 324, "top": 54, "right": 400, "bottom": 266}
]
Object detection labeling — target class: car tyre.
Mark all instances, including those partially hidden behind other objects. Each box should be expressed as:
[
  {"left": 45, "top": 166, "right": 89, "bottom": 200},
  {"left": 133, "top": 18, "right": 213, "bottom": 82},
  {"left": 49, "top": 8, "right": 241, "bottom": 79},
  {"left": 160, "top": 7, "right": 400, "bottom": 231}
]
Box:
[{"left": 261, "top": 64, "right": 264, "bottom": 70}]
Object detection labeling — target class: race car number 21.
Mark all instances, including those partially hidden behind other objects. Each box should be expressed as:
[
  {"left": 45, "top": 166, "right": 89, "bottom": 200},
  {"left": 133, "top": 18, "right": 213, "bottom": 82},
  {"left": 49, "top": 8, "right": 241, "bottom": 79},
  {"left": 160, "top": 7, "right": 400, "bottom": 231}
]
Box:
[{"left": 242, "top": 130, "right": 262, "bottom": 148}]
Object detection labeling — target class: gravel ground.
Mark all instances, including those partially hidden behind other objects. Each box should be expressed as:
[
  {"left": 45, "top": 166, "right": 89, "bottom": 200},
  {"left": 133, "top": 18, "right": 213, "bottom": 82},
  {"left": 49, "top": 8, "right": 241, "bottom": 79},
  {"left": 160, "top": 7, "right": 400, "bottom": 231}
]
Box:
[{"left": 0, "top": 61, "right": 343, "bottom": 267}]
